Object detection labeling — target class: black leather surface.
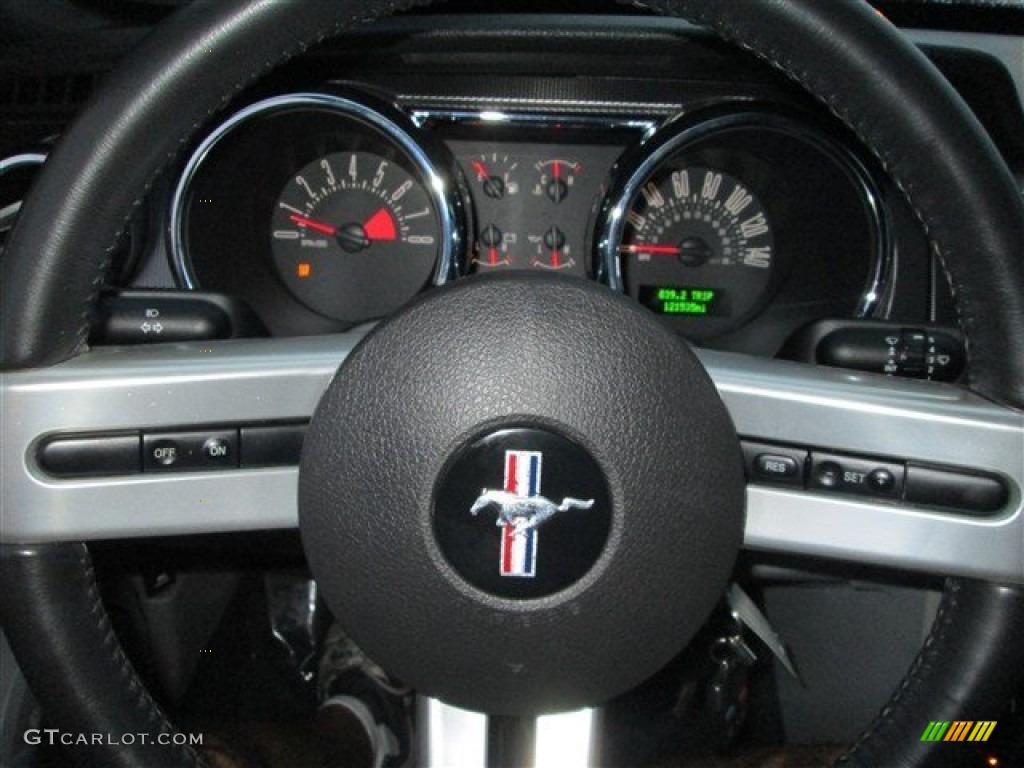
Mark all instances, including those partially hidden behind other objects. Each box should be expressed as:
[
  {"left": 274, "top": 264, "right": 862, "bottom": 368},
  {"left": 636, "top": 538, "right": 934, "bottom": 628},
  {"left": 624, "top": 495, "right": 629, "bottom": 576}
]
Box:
[
  {"left": 837, "top": 579, "right": 1024, "bottom": 768},
  {"left": 300, "top": 273, "right": 745, "bottom": 715},
  {"left": 0, "top": 544, "right": 204, "bottom": 768},
  {"left": 1, "top": 0, "right": 1022, "bottom": 766}
]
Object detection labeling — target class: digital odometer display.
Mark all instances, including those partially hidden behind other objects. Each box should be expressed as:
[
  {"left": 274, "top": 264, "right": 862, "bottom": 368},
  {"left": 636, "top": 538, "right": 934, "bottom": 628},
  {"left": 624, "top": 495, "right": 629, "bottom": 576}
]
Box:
[{"left": 639, "top": 285, "right": 726, "bottom": 317}]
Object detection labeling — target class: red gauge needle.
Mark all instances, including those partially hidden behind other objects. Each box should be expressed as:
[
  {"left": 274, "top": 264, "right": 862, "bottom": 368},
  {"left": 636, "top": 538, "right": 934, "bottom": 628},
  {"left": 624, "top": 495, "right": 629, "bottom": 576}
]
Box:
[
  {"left": 618, "top": 244, "right": 682, "bottom": 255},
  {"left": 289, "top": 214, "right": 337, "bottom": 236},
  {"left": 290, "top": 209, "right": 397, "bottom": 243},
  {"left": 472, "top": 160, "right": 490, "bottom": 180}
]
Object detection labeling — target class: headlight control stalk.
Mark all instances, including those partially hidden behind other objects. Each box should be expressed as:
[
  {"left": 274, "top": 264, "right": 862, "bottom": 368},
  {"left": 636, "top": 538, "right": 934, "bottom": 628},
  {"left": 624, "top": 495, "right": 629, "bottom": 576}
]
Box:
[{"left": 780, "top": 319, "right": 964, "bottom": 382}]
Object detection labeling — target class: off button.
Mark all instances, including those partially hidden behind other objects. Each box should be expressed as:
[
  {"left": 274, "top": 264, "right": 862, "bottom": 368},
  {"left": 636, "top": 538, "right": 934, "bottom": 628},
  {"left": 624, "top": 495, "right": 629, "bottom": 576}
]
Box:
[
  {"left": 143, "top": 429, "right": 239, "bottom": 472},
  {"left": 148, "top": 440, "right": 181, "bottom": 467}
]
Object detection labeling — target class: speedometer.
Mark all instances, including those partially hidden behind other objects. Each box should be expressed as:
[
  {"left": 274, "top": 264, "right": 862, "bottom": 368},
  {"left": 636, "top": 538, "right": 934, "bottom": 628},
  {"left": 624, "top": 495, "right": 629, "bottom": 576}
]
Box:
[
  {"left": 618, "top": 166, "right": 774, "bottom": 324},
  {"left": 597, "top": 108, "right": 890, "bottom": 342}
]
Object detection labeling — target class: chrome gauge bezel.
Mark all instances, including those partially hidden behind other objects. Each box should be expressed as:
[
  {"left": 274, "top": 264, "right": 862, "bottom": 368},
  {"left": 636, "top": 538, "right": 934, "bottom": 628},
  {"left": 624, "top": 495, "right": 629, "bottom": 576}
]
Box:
[
  {"left": 167, "top": 91, "right": 466, "bottom": 297},
  {"left": 410, "top": 108, "right": 656, "bottom": 279},
  {"left": 595, "top": 108, "right": 893, "bottom": 321},
  {"left": 0, "top": 152, "right": 47, "bottom": 241}
]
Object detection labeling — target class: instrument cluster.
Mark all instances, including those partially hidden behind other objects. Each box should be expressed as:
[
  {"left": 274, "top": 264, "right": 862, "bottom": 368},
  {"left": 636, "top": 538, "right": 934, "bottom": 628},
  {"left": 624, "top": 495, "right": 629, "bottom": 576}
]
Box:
[{"left": 170, "top": 86, "right": 890, "bottom": 351}]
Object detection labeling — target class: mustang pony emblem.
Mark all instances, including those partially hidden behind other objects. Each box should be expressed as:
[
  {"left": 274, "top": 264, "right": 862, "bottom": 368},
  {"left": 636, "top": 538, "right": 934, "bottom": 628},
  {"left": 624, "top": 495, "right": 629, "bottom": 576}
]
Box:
[
  {"left": 470, "top": 490, "right": 594, "bottom": 532},
  {"left": 470, "top": 449, "right": 594, "bottom": 578}
]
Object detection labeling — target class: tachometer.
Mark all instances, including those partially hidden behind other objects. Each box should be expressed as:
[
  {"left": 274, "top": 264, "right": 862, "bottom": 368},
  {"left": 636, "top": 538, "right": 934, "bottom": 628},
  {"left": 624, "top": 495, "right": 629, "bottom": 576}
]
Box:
[
  {"left": 170, "top": 91, "right": 465, "bottom": 332},
  {"left": 271, "top": 151, "right": 440, "bottom": 321}
]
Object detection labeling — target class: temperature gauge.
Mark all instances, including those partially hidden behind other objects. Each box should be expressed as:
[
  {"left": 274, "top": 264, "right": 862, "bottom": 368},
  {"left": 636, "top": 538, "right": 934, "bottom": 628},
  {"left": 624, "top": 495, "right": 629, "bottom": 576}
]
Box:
[{"left": 533, "top": 159, "right": 582, "bottom": 204}]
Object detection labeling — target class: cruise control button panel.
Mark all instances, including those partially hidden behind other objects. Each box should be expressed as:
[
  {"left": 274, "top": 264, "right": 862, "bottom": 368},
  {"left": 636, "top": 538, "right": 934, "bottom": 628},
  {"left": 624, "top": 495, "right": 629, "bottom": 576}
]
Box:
[
  {"left": 809, "top": 453, "right": 904, "bottom": 498},
  {"left": 740, "top": 438, "right": 1009, "bottom": 516},
  {"left": 35, "top": 427, "right": 1010, "bottom": 521},
  {"left": 35, "top": 422, "right": 307, "bottom": 478},
  {"left": 143, "top": 429, "right": 238, "bottom": 472}
]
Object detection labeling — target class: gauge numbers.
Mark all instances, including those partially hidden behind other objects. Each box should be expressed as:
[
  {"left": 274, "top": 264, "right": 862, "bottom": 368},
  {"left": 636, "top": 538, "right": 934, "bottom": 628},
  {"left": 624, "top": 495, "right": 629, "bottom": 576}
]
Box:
[
  {"left": 271, "top": 150, "right": 440, "bottom": 322},
  {"left": 453, "top": 141, "right": 624, "bottom": 277},
  {"left": 618, "top": 165, "right": 775, "bottom": 336}
]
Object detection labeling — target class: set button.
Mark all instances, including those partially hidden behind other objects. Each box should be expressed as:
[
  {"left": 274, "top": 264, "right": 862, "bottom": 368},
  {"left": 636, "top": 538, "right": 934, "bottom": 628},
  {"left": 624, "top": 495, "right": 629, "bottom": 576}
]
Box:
[{"left": 809, "top": 453, "right": 904, "bottom": 498}]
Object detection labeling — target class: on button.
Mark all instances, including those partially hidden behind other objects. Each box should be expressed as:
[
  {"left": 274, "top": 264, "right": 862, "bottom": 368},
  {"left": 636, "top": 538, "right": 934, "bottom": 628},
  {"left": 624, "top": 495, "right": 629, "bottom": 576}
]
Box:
[
  {"left": 203, "top": 437, "right": 231, "bottom": 461},
  {"left": 143, "top": 429, "right": 238, "bottom": 472}
]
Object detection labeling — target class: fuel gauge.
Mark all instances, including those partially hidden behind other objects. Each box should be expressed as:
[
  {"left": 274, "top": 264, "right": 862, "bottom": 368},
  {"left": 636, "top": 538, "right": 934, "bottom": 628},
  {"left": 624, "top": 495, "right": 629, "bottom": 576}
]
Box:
[{"left": 468, "top": 154, "right": 520, "bottom": 201}]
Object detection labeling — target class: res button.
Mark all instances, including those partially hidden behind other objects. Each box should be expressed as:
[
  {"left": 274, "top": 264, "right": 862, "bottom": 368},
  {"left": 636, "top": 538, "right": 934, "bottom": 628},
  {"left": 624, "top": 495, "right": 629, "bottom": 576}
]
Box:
[
  {"left": 757, "top": 455, "right": 800, "bottom": 480},
  {"left": 741, "top": 441, "right": 807, "bottom": 487}
]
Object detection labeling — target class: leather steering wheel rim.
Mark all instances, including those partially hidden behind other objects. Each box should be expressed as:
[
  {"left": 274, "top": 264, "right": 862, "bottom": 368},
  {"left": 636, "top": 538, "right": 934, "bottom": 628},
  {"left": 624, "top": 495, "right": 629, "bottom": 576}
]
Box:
[{"left": 2, "top": 2, "right": 1023, "bottom": 767}]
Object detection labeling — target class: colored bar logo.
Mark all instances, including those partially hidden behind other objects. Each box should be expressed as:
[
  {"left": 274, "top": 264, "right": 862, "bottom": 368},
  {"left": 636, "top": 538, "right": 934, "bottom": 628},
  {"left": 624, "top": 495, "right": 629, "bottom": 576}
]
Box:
[
  {"left": 921, "top": 721, "right": 996, "bottom": 742},
  {"left": 500, "top": 450, "right": 542, "bottom": 578}
]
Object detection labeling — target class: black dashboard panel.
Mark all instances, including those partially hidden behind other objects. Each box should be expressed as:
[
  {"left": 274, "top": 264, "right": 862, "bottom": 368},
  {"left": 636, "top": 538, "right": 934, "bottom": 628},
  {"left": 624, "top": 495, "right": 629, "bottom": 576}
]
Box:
[
  {"left": 6, "top": 14, "right": 1022, "bottom": 357},
  {"left": 159, "top": 18, "right": 917, "bottom": 356},
  {"left": 443, "top": 128, "right": 631, "bottom": 277}
]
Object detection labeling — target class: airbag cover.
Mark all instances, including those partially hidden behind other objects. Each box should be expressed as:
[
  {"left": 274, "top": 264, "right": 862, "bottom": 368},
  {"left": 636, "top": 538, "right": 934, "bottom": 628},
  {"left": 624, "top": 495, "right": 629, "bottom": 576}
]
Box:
[{"left": 299, "top": 272, "right": 744, "bottom": 715}]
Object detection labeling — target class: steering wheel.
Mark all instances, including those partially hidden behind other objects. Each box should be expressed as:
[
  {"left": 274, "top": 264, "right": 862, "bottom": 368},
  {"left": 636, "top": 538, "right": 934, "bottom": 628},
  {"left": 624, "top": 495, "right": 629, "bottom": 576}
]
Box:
[{"left": 3, "top": 1, "right": 1024, "bottom": 766}]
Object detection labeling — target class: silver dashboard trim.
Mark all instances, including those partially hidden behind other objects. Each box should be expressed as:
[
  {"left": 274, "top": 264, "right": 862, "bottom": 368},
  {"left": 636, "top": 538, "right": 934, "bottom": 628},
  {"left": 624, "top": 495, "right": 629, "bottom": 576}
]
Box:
[
  {"left": 409, "top": 107, "right": 659, "bottom": 136},
  {"left": 1, "top": 338, "right": 1020, "bottom": 582},
  {"left": 417, "top": 698, "right": 596, "bottom": 767},
  {"left": 404, "top": 93, "right": 681, "bottom": 115}
]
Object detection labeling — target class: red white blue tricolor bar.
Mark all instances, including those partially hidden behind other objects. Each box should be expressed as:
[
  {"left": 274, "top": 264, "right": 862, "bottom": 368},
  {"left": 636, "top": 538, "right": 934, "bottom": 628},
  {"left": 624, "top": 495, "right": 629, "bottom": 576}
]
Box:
[{"left": 501, "top": 450, "right": 542, "bottom": 578}]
